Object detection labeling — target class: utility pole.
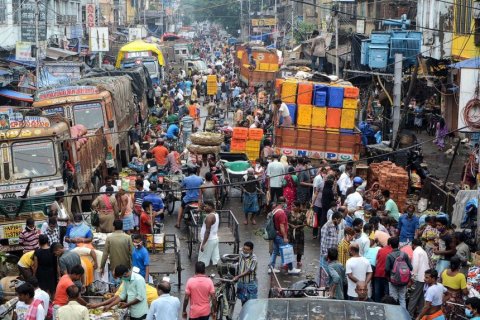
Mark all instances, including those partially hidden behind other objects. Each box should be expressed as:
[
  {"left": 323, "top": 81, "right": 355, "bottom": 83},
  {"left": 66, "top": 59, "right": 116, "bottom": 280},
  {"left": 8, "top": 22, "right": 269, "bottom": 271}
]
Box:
[
  {"left": 274, "top": 0, "right": 277, "bottom": 47},
  {"left": 240, "top": 0, "right": 243, "bottom": 41},
  {"left": 248, "top": 0, "right": 251, "bottom": 39},
  {"left": 35, "top": 0, "right": 40, "bottom": 90},
  {"left": 392, "top": 53, "right": 403, "bottom": 143},
  {"left": 335, "top": 15, "right": 339, "bottom": 76}
]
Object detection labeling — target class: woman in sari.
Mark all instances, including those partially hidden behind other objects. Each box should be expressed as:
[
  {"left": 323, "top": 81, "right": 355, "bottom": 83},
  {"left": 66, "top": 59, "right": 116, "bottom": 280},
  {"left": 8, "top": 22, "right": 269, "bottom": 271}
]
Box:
[
  {"left": 92, "top": 186, "right": 119, "bottom": 233},
  {"left": 435, "top": 117, "right": 448, "bottom": 151},
  {"left": 65, "top": 213, "right": 93, "bottom": 249},
  {"left": 441, "top": 256, "right": 469, "bottom": 320},
  {"left": 282, "top": 166, "right": 298, "bottom": 211}
]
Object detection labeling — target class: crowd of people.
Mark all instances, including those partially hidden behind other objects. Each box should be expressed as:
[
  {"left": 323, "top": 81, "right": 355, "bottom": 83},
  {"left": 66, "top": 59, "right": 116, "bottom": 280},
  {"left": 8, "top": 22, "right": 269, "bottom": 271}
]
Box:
[{"left": 6, "top": 27, "right": 480, "bottom": 320}]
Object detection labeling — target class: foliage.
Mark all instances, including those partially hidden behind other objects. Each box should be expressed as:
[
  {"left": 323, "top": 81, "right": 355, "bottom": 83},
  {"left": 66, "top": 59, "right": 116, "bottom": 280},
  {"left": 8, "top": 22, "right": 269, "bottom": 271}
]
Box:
[
  {"left": 293, "top": 21, "right": 316, "bottom": 44},
  {"left": 186, "top": 0, "right": 240, "bottom": 32}
]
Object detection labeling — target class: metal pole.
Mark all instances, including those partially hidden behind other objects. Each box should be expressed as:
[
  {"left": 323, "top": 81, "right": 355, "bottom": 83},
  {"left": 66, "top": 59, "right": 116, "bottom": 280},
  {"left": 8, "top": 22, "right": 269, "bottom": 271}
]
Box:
[
  {"left": 335, "top": 14, "right": 339, "bottom": 76},
  {"left": 35, "top": 0, "right": 39, "bottom": 90},
  {"left": 240, "top": 0, "right": 243, "bottom": 40},
  {"left": 291, "top": 6, "right": 294, "bottom": 46},
  {"left": 274, "top": 0, "right": 277, "bottom": 47},
  {"left": 248, "top": 0, "right": 251, "bottom": 39},
  {"left": 392, "top": 53, "right": 403, "bottom": 143}
]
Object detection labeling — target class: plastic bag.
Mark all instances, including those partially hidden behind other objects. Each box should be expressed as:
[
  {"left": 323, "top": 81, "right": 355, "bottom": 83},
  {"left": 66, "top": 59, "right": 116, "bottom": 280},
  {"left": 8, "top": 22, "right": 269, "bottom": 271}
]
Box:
[
  {"left": 280, "top": 244, "right": 295, "bottom": 265},
  {"left": 306, "top": 209, "right": 318, "bottom": 228}
]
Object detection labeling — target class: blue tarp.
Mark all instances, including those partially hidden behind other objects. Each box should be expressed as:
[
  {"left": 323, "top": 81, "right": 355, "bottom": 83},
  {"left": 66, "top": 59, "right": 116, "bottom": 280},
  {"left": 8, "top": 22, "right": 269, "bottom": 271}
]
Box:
[
  {"left": 0, "top": 89, "right": 33, "bottom": 102},
  {"left": 450, "top": 57, "right": 480, "bottom": 69},
  {"left": 4, "top": 56, "right": 36, "bottom": 68}
]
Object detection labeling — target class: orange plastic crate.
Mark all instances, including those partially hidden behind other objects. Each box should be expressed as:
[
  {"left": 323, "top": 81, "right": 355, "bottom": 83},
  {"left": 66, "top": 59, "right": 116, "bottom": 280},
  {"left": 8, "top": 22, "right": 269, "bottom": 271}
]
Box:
[
  {"left": 326, "top": 108, "right": 342, "bottom": 129},
  {"left": 343, "top": 86, "right": 360, "bottom": 99},
  {"left": 275, "top": 79, "right": 285, "bottom": 96},
  {"left": 248, "top": 128, "right": 264, "bottom": 140},
  {"left": 231, "top": 138, "right": 246, "bottom": 151},
  {"left": 297, "top": 82, "right": 313, "bottom": 105},
  {"left": 232, "top": 127, "right": 249, "bottom": 140}
]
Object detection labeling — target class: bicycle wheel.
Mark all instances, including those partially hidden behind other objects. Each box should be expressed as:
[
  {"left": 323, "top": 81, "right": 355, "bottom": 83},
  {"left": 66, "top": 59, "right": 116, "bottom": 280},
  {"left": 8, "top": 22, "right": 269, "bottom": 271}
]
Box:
[
  {"left": 166, "top": 193, "right": 175, "bottom": 215},
  {"left": 226, "top": 284, "right": 236, "bottom": 319}
]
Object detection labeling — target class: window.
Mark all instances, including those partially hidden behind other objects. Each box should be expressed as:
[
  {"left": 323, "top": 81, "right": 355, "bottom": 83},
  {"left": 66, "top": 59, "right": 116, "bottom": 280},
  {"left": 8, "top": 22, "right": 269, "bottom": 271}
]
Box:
[
  {"left": 0, "top": 0, "right": 6, "bottom": 24},
  {"left": 73, "top": 102, "right": 104, "bottom": 129},
  {"left": 455, "top": 0, "right": 474, "bottom": 34},
  {"left": 12, "top": 140, "right": 56, "bottom": 178}
]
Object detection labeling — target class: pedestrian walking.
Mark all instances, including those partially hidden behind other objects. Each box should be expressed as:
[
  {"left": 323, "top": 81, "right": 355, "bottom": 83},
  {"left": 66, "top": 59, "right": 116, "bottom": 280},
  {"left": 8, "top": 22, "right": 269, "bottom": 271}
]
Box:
[
  {"left": 182, "top": 261, "right": 216, "bottom": 320},
  {"left": 385, "top": 237, "right": 413, "bottom": 308},
  {"left": 147, "top": 281, "right": 180, "bottom": 320},
  {"left": 409, "top": 238, "right": 430, "bottom": 317},
  {"left": 233, "top": 241, "right": 258, "bottom": 305}
]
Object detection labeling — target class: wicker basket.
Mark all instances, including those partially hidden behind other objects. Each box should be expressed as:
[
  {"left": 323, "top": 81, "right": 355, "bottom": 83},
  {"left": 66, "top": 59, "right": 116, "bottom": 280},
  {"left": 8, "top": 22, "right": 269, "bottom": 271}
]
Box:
[
  {"left": 187, "top": 144, "right": 221, "bottom": 154},
  {"left": 190, "top": 132, "right": 223, "bottom": 146}
]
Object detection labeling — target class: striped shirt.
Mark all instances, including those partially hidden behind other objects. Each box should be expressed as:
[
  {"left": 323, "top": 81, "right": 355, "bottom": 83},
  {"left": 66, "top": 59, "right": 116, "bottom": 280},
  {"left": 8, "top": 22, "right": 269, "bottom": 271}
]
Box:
[
  {"left": 238, "top": 253, "right": 257, "bottom": 283},
  {"left": 338, "top": 238, "right": 351, "bottom": 266},
  {"left": 19, "top": 228, "right": 39, "bottom": 253}
]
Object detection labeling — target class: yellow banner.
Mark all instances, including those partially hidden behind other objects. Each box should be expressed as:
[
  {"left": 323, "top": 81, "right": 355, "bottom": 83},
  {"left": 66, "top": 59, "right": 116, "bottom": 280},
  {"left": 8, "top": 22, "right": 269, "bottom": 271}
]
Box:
[{"left": 251, "top": 18, "right": 277, "bottom": 26}]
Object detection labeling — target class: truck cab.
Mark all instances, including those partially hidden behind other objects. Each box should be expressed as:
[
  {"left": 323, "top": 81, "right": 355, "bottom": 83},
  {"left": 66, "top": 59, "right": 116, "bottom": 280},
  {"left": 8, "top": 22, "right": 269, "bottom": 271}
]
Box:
[
  {"left": 121, "top": 55, "right": 162, "bottom": 85},
  {"left": 184, "top": 58, "right": 208, "bottom": 75},
  {"left": 174, "top": 43, "right": 190, "bottom": 63}
]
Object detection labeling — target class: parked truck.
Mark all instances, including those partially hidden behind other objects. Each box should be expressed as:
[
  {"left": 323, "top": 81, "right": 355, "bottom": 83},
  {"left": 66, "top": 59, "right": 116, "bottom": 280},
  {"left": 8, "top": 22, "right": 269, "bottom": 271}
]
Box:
[
  {"left": 32, "top": 76, "right": 140, "bottom": 170},
  {"left": 236, "top": 45, "right": 279, "bottom": 88},
  {"left": 0, "top": 110, "right": 106, "bottom": 251}
]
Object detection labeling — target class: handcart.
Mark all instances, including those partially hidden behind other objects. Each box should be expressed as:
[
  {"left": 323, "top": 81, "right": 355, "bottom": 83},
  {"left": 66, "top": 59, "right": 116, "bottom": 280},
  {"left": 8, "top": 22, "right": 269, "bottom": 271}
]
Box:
[
  {"left": 148, "top": 233, "right": 182, "bottom": 288},
  {"left": 187, "top": 209, "right": 240, "bottom": 259}
]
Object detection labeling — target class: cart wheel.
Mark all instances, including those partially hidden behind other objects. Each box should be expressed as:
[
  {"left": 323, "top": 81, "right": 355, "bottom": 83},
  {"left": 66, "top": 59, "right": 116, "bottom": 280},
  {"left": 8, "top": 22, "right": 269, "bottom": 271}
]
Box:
[
  {"left": 166, "top": 193, "right": 175, "bottom": 215},
  {"left": 188, "top": 227, "right": 193, "bottom": 259}
]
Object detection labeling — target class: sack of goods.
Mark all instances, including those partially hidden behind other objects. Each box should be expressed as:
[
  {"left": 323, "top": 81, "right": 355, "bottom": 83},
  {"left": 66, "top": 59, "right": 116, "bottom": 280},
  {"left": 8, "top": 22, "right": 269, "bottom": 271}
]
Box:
[
  {"left": 187, "top": 144, "right": 221, "bottom": 154},
  {"left": 190, "top": 132, "right": 223, "bottom": 146}
]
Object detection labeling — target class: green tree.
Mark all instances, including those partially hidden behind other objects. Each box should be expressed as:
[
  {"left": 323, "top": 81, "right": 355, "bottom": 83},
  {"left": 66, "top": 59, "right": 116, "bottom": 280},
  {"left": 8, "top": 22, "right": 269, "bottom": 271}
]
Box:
[
  {"left": 184, "top": 0, "right": 240, "bottom": 31},
  {"left": 293, "top": 21, "right": 316, "bottom": 44}
]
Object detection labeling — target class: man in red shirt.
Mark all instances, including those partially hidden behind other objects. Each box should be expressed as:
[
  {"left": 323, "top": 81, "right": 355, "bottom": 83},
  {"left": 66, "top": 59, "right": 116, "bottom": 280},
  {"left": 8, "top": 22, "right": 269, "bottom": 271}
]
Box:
[
  {"left": 268, "top": 197, "right": 301, "bottom": 274},
  {"left": 373, "top": 237, "right": 393, "bottom": 302},
  {"left": 151, "top": 139, "right": 169, "bottom": 168},
  {"left": 53, "top": 264, "right": 86, "bottom": 308},
  {"left": 139, "top": 201, "right": 153, "bottom": 235},
  {"left": 182, "top": 261, "right": 216, "bottom": 320}
]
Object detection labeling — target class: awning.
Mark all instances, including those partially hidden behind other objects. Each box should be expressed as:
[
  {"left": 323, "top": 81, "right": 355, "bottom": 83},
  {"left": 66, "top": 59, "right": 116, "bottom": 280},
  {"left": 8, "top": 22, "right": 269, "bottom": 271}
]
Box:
[
  {"left": 449, "top": 57, "right": 480, "bottom": 69},
  {"left": 0, "top": 89, "right": 33, "bottom": 102},
  {"left": 46, "top": 47, "right": 78, "bottom": 60}
]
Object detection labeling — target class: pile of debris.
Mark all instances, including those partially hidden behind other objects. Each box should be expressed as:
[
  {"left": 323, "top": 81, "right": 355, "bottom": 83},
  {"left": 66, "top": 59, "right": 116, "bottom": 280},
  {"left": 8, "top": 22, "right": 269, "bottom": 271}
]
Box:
[{"left": 368, "top": 161, "right": 409, "bottom": 211}]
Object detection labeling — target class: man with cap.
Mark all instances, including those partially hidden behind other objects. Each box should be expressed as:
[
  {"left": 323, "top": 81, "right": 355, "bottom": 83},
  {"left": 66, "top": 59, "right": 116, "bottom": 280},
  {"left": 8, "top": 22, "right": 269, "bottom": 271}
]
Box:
[{"left": 345, "top": 176, "right": 364, "bottom": 197}]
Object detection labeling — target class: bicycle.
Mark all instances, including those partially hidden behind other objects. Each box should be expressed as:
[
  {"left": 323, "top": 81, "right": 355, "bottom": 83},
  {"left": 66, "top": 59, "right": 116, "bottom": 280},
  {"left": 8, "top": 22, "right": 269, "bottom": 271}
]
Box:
[{"left": 211, "top": 276, "right": 236, "bottom": 320}]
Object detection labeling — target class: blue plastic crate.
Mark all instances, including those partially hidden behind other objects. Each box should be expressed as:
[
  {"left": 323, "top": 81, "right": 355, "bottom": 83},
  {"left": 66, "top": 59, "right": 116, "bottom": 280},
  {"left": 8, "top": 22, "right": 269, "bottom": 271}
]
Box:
[
  {"left": 286, "top": 103, "right": 297, "bottom": 124},
  {"left": 313, "top": 92, "right": 327, "bottom": 107},
  {"left": 327, "top": 87, "right": 344, "bottom": 108}
]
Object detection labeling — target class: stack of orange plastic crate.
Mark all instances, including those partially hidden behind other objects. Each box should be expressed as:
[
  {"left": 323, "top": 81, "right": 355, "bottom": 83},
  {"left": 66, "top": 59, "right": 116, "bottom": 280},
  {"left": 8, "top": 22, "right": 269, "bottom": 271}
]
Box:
[
  {"left": 231, "top": 127, "right": 248, "bottom": 153},
  {"left": 245, "top": 128, "right": 263, "bottom": 160},
  {"left": 368, "top": 161, "right": 409, "bottom": 211}
]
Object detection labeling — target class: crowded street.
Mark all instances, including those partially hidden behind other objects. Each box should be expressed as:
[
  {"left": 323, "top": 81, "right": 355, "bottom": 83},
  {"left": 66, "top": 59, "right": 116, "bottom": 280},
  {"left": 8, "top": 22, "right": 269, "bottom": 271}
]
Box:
[{"left": 0, "top": 2, "right": 480, "bottom": 320}]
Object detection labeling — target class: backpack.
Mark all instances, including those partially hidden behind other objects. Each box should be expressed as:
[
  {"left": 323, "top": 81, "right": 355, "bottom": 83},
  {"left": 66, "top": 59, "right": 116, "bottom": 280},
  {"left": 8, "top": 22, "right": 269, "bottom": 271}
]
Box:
[
  {"left": 263, "top": 209, "right": 280, "bottom": 240},
  {"left": 390, "top": 253, "right": 411, "bottom": 286}
]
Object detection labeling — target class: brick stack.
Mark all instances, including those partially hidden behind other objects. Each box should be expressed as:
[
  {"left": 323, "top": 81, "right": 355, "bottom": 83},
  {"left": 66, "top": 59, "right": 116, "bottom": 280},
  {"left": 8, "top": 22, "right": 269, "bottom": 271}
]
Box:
[{"left": 368, "top": 161, "right": 409, "bottom": 211}]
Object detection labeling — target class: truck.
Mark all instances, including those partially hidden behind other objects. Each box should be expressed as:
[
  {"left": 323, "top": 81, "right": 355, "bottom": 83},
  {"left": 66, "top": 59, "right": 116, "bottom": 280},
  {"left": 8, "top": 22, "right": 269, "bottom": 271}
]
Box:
[
  {"left": 32, "top": 76, "right": 140, "bottom": 170},
  {"left": 236, "top": 46, "right": 279, "bottom": 88},
  {"left": 274, "top": 127, "right": 362, "bottom": 162},
  {"left": 184, "top": 58, "right": 208, "bottom": 75},
  {"left": 115, "top": 39, "right": 166, "bottom": 85},
  {"left": 0, "top": 110, "right": 106, "bottom": 251}
]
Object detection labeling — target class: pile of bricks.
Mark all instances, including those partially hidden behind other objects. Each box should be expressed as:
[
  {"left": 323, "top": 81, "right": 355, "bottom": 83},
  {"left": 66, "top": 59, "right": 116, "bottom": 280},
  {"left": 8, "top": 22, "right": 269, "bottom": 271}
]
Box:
[{"left": 368, "top": 161, "right": 409, "bottom": 211}]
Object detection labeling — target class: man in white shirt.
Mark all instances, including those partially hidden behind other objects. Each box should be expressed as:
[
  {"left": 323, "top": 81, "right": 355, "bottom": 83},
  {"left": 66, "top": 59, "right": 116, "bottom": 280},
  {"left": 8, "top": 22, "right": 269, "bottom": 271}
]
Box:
[
  {"left": 99, "top": 176, "right": 119, "bottom": 193},
  {"left": 337, "top": 165, "right": 353, "bottom": 199},
  {"left": 408, "top": 238, "right": 430, "bottom": 317},
  {"left": 28, "top": 277, "right": 49, "bottom": 314},
  {"left": 15, "top": 282, "right": 46, "bottom": 320},
  {"left": 352, "top": 218, "right": 370, "bottom": 256},
  {"left": 416, "top": 269, "right": 446, "bottom": 320},
  {"left": 344, "top": 187, "right": 363, "bottom": 214},
  {"left": 272, "top": 99, "right": 292, "bottom": 126},
  {"left": 345, "top": 243, "right": 373, "bottom": 300},
  {"left": 175, "top": 90, "right": 184, "bottom": 102},
  {"left": 266, "top": 155, "right": 286, "bottom": 206}
]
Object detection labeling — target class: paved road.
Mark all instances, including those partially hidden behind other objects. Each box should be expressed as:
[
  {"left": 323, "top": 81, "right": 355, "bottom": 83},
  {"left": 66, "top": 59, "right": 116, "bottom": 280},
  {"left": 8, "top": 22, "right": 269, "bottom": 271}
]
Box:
[{"left": 159, "top": 101, "right": 321, "bottom": 317}]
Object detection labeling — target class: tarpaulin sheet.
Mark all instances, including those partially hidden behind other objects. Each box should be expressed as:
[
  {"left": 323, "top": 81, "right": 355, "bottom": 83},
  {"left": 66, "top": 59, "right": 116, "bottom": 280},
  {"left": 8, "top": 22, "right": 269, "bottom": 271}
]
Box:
[
  {"left": 83, "top": 66, "right": 153, "bottom": 101},
  {"left": 0, "top": 88, "right": 33, "bottom": 102}
]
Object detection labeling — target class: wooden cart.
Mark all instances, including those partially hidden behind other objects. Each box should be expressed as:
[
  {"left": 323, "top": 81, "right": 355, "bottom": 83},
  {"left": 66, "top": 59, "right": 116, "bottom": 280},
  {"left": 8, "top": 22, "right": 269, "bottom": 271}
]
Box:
[
  {"left": 187, "top": 210, "right": 240, "bottom": 259},
  {"left": 148, "top": 234, "right": 182, "bottom": 288}
]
